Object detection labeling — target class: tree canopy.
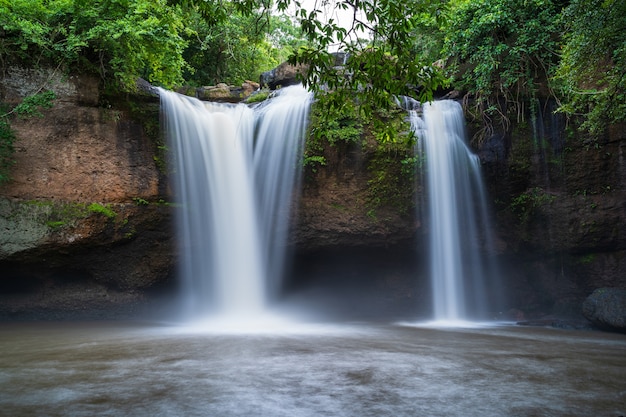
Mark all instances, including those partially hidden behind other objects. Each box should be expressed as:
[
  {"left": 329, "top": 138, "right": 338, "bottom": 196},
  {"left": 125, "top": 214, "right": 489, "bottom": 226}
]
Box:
[{"left": 0, "top": 0, "right": 624, "bottom": 135}]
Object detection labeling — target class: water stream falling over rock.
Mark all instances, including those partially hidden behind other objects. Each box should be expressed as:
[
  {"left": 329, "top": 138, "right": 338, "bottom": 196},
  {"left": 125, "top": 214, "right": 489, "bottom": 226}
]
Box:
[
  {"left": 159, "top": 85, "right": 312, "bottom": 322},
  {"left": 411, "top": 100, "right": 498, "bottom": 324}
]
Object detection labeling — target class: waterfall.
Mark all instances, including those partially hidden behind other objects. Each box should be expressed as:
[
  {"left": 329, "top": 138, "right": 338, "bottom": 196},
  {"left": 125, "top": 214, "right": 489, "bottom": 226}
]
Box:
[
  {"left": 411, "top": 100, "right": 496, "bottom": 323},
  {"left": 159, "top": 85, "right": 312, "bottom": 322}
]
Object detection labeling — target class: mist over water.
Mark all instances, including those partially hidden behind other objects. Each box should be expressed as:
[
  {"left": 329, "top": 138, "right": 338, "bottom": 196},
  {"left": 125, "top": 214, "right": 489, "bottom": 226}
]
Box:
[{"left": 1, "top": 322, "right": 624, "bottom": 417}]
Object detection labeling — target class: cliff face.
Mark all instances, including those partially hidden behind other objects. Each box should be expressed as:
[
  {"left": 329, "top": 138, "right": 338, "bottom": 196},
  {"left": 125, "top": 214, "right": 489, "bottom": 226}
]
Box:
[
  {"left": 1, "top": 68, "right": 624, "bottom": 321},
  {"left": 478, "top": 104, "right": 626, "bottom": 318},
  {"left": 292, "top": 140, "right": 419, "bottom": 250},
  {"left": 0, "top": 68, "right": 174, "bottom": 318}
]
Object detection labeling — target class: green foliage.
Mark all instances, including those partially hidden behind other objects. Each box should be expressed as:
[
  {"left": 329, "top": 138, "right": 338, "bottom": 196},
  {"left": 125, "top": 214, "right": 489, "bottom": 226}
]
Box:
[
  {"left": 183, "top": 10, "right": 305, "bottom": 86},
  {"left": 303, "top": 96, "right": 365, "bottom": 170},
  {"left": 12, "top": 91, "right": 56, "bottom": 117},
  {"left": 0, "top": 0, "right": 190, "bottom": 89},
  {"left": 310, "top": 96, "right": 365, "bottom": 146},
  {"left": 509, "top": 187, "right": 556, "bottom": 223},
  {"left": 245, "top": 90, "right": 270, "bottom": 104},
  {"left": 288, "top": 0, "right": 449, "bottom": 121},
  {"left": 132, "top": 197, "right": 149, "bottom": 206},
  {"left": 0, "top": 0, "right": 71, "bottom": 64},
  {"left": 305, "top": 89, "right": 415, "bottom": 212},
  {"left": 0, "top": 0, "right": 304, "bottom": 91},
  {"left": 2, "top": 0, "right": 622, "bottom": 150},
  {"left": 443, "top": 0, "right": 562, "bottom": 139},
  {"left": 367, "top": 141, "right": 416, "bottom": 215},
  {"left": 554, "top": 0, "right": 626, "bottom": 137},
  {"left": 70, "top": 0, "right": 190, "bottom": 89}
]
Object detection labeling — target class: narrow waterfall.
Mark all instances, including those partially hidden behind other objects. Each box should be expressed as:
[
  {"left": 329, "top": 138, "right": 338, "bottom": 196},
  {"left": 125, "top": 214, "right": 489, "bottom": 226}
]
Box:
[
  {"left": 411, "top": 100, "right": 495, "bottom": 323},
  {"left": 159, "top": 85, "right": 312, "bottom": 321}
]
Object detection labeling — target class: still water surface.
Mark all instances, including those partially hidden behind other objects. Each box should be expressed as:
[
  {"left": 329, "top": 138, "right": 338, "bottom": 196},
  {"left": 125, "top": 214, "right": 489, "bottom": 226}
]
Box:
[{"left": 1, "top": 321, "right": 624, "bottom": 417}]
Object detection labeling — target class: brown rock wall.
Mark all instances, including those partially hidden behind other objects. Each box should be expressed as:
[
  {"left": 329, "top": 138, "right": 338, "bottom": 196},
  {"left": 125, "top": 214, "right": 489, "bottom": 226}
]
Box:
[
  {"left": 478, "top": 106, "right": 626, "bottom": 318},
  {"left": 291, "top": 141, "right": 418, "bottom": 250},
  {"left": 0, "top": 69, "right": 174, "bottom": 318},
  {"left": 1, "top": 103, "right": 158, "bottom": 203}
]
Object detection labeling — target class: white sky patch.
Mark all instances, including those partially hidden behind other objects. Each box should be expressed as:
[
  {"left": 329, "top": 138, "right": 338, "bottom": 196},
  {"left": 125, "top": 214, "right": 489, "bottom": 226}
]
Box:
[{"left": 281, "top": 0, "right": 372, "bottom": 52}]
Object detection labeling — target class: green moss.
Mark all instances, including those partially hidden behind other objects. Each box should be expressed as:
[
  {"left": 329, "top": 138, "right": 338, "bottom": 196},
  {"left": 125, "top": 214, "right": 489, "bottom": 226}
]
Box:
[
  {"left": 246, "top": 90, "right": 270, "bottom": 103},
  {"left": 45, "top": 220, "right": 66, "bottom": 229},
  {"left": 25, "top": 200, "right": 119, "bottom": 226},
  {"left": 87, "top": 203, "right": 117, "bottom": 219}
]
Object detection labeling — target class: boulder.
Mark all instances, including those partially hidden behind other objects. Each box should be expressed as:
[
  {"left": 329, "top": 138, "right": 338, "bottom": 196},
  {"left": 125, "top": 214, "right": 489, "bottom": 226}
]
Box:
[
  {"left": 582, "top": 287, "right": 626, "bottom": 332},
  {"left": 194, "top": 81, "right": 259, "bottom": 102},
  {"left": 196, "top": 83, "right": 232, "bottom": 101},
  {"left": 260, "top": 62, "right": 308, "bottom": 90}
]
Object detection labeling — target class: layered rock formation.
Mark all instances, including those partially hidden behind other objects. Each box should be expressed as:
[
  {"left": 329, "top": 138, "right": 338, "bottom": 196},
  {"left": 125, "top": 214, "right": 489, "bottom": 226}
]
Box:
[
  {"left": 475, "top": 104, "right": 626, "bottom": 326},
  {"left": 1, "top": 66, "right": 624, "bottom": 328},
  {"left": 0, "top": 68, "right": 174, "bottom": 318}
]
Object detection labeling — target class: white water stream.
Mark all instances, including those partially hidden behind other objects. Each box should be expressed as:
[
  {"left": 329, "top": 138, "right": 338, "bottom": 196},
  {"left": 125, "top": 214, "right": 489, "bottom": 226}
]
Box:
[
  {"left": 412, "top": 100, "right": 497, "bottom": 324},
  {"left": 159, "top": 86, "right": 312, "bottom": 322}
]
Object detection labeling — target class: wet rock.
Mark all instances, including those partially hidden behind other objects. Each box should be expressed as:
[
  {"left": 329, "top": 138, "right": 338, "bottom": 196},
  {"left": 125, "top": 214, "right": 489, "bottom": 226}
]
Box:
[
  {"left": 196, "top": 83, "right": 232, "bottom": 101},
  {"left": 260, "top": 61, "right": 308, "bottom": 90},
  {"left": 194, "top": 81, "right": 259, "bottom": 102},
  {"left": 582, "top": 287, "right": 626, "bottom": 332}
]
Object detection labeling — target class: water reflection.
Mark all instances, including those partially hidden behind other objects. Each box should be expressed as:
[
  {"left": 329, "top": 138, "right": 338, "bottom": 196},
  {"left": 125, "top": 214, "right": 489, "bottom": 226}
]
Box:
[{"left": 1, "top": 322, "right": 624, "bottom": 417}]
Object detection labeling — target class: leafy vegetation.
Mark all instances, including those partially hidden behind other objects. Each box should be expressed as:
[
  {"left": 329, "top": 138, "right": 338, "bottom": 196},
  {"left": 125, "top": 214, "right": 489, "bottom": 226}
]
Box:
[
  {"left": 509, "top": 187, "right": 557, "bottom": 223},
  {"left": 0, "top": 0, "right": 623, "bottom": 149},
  {"left": 303, "top": 96, "right": 365, "bottom": 171},
  {"left": 287, "top": 0, "right": 449, "bottom": 120},
  {"left": 555, "top": 0, "right": 626, "bottom": 137},
  {"left": 183, "top": 10, "right": 306, "bottom": 86},
  {"left": 442, "top": 0, "right": 562, "bottom": 140},
  {"left": 0, "top": 0, "right": 302, "bottom": 90}
]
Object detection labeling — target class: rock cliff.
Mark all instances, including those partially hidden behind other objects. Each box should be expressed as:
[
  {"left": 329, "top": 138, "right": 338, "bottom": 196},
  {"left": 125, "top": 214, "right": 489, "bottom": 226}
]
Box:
[
  {"left": 478, "top": 101, "right": 626, "bottom": 321},
  {"left": 0, "top": 68, "right": 174, "bottom": 318},
  {"left": 1, "top": 68, "right": 624, "bottom": 325}
]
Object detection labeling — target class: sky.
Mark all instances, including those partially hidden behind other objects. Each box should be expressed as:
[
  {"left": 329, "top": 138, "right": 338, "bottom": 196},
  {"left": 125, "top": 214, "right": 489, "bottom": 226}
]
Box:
[{"left": 282, "top": 0, "right": 371, "bottom": 51}]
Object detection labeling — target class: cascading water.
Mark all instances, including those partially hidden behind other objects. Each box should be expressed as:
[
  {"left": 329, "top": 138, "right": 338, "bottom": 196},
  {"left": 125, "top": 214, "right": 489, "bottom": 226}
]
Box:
[
  {"left": 410, "top": 100, "right": 497, "bottom": 324},
  {"left": 159, "top": 85, "right": 312, "bottom": 322}
]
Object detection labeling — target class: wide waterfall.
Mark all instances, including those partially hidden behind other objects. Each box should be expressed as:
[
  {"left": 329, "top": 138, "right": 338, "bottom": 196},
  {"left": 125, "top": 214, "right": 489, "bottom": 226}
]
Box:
[
  {"left": 411, "top": 100, "right": 497, "bottom": 324},
  {"left": 159, "top": 85, "right": 312, "bottom": 322}
]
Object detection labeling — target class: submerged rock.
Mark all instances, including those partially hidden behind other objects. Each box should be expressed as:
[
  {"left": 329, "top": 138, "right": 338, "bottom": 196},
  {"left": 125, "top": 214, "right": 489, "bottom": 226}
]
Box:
[{"left": 582, "top": 288, "right": 626, "bottom": 332}]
